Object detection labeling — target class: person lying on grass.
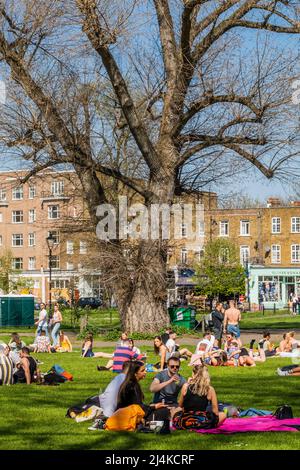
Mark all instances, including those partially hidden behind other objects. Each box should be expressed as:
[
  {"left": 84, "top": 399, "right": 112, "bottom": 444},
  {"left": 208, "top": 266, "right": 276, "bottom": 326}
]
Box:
[
  {"left": 171, "top": 365, "right": 226, "bottom": 430},
  {"left": 277, "top": 365, "right": 300, "bottom": 377}
]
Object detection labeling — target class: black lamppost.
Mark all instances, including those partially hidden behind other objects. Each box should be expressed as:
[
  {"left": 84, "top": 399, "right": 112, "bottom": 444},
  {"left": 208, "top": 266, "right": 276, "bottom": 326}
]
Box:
[
  {"left": 46, "top": 233, "right": 55, "bottom": 320},
  {"left": 245, "top": 260, "right": 250, "bottom": 306}
]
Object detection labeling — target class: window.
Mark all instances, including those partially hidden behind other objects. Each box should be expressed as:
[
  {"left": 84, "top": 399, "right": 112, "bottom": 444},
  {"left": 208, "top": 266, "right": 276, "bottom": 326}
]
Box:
[
  {"left": 28, "top": 257, "right": 36, "bottom": 270},
  {"left": 0, "top": 235, "right": 2, "bottom": 246},
  {"left": 271, "top": 245, "right": 281, "bottom": 264},
  {"left": 220, "top": 247, "right": 230, "bottom": 263},
  {"left": 0, "top": 189, "right": 6, "bottom": 201},
  {"left": 66, "top": 240, "right": 74, "bottom": 255},
  {"left": 28, "top": 233, "right": 36, "bottom": 247},
  {"left": 50, "top": 255, "right": 60, "bottom": 269},
  {"left": 29, "top": 186, "right": 36, "bottom": 199},
  {"left": 240, "top": 220, "right": 250, "bottom": 236},
  {"left": 181, "top": 248, "right": 188, "bottom": 264},
  {"left": 272, "top": 217, "right": 281, "bottom": 234},
  {"left": 291, "top": 217, "right": 300, "bottom": 233},
  {"left": 240, "top": 245, "right": 250, "bottom": 266},
  {"left": 12, "top": 258, "right": 23, "bottom": 270},
  {"left": 12, "top": 234, "right": 23, "bottom": 247},
  {"left": 48, "top": 205, "right": 60, "bottom": 219},
  {"left": 12, "top": 186, "right": 23, "bottom": 200},
  {"left": 48, "top": 231, "right": 60, "bottom": 244},
  {"left": 181, "top": 224, "right": 187, "bottom": 238},
  {"left": 79, "top": 241, "right": 87, "bottom": 254},
  {"left": 291, "top": 245, "right": 300, "bottom": 263},
  {"left": 66, "top": 262, "right": 74, "bottom": 271},
  {"left": 51, "top": 181, "right": 64, "bottom": 196},
  {"left": 12, "top": 210, "right": 23, "bottom": 223},
  {"left": 28, "top": 209, "right": 36, "bottom": 223},
  {"left": 258, "top": 276, "right": 281, "bottom": 302},
  {"left": 199, "top": 220, "right": 205, "bottom": 236},
  {"left": 195, "top": 249, "right": 205, "bottom": 262},
  {"left": 219, "top": 221, "right": 229, "bottom": 236},
  {"left": 51, "top": 279, "right": 69, "bottom": 289}
]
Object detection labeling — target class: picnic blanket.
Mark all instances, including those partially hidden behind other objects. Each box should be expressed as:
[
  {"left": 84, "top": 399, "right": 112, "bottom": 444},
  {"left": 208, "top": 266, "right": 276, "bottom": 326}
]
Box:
[{"left": 195, "top": 415, "right": 300, "bottom": 434}]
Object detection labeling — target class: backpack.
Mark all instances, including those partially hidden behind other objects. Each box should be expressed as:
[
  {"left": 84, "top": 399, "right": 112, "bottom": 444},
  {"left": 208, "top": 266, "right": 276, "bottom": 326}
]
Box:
[
  {"left": 51, "top": 364, "right": 73, "bottom": 381},
  {"left": 273, "top": 405, "right": 293, "bottom": 420}
]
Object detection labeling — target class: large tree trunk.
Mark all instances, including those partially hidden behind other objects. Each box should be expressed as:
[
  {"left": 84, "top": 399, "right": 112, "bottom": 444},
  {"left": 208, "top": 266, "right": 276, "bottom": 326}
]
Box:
[{"left": 114, "top": 172, "right": 176, "bottom": 333}]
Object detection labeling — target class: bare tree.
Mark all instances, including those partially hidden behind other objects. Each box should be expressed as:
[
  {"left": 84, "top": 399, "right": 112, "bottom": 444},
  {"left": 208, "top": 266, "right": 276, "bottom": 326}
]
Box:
[{"left": 0, "top": 0, "right": 300, "bottom": 331}]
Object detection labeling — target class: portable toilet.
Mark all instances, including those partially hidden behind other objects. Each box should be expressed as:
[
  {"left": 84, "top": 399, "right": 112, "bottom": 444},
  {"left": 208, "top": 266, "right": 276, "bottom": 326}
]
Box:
[{"left": 0, "top": 295, "right": 34, "bottom": 327}]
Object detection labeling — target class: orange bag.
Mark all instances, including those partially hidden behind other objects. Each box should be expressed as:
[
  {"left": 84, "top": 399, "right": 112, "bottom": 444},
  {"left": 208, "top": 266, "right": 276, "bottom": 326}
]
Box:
[{"left": 105, "top": 405, "right": 145, "bottom": 431}]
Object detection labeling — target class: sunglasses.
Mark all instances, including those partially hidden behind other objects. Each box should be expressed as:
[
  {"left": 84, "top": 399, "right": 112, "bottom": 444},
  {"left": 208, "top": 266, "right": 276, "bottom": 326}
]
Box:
[{"left": 169, "top": 365, "right": 180, "bottom": 369}]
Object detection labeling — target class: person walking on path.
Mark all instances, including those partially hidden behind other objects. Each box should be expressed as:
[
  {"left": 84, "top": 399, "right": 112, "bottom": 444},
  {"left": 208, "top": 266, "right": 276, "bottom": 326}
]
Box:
[
  {"left": 211, "top": 302, "right": 224, "bottom": 347},
  {"left": 35, "top": 303, "right": 48, "bottom": 337},
  {"left": 223, "top": 300, "right": 241, "bottom": 345},
  {"left": 51, "top": 304, "right": 63, "bottom": 347}
]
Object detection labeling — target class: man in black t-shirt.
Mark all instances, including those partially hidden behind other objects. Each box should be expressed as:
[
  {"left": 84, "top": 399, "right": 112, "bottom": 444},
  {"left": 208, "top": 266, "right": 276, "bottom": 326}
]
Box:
[
  {"left": 211, "top": 302, "right": 224, "bottom": 347},
  {"left": 13, "top": 347, "right": 39, "bottom": 384}
]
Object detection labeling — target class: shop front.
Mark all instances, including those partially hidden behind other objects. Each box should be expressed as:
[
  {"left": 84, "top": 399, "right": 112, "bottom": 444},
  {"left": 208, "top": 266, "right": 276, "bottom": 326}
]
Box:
[{"left": 249, "top": 266, "right": 300, "bottom": 310}]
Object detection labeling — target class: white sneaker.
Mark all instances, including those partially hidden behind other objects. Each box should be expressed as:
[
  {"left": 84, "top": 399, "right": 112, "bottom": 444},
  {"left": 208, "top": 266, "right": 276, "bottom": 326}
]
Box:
[
  {"left": 277, "top": 368, "right": 289, "bottom": 376},
  {"left": 88, "top": 419, "right": 105, "bottom": 431}
]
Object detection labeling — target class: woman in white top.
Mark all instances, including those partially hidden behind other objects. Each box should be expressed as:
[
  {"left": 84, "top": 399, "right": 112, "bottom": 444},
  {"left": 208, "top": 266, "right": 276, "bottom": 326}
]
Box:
[
  {"left": 51, "top": 304, "right": 63, "bottom": 347},
  {"left": 35, "top": 303, "right": 48, "bottom": 337}
]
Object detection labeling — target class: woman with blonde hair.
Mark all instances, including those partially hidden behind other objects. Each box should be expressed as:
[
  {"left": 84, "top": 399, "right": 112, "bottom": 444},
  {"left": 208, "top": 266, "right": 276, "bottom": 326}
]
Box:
[
  {"left": 172, "top": 365, "right": 226, "bottom": 429},
  {"left": 55, "top": 331, "right": 73, "bottom": 352}
]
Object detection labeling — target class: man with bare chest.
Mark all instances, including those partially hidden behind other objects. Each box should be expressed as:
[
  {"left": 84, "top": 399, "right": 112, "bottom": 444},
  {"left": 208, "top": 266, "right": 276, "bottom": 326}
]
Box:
[{"left": 223, "top": 300, "right": 241, "bottom": 342}]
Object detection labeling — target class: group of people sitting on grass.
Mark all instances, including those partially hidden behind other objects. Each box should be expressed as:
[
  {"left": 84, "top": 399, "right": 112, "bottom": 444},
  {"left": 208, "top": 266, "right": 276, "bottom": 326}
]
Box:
[
  {"left": 0, "top": 341, "right": 40, "bottom": 385},
  {"left": 81, "top": 328, "right": 300, "bottom": 374},
  {"left": 0, "top": 328, "right": 73, "bottom": 386},
  {"left": 88, "top": 356, "right": 226, "bottom": 431},
  {"left": 30, "top": 330, "right": 73, "bottom": 354},
  {"left": 153, "top": 329, "right": 266, "bottom": 368}
]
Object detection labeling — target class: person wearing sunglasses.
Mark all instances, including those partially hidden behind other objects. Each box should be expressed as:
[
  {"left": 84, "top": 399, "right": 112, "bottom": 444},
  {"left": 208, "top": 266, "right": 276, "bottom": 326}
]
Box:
[{"left": 150, "top": 357, "right": 186, "bottom": 407}]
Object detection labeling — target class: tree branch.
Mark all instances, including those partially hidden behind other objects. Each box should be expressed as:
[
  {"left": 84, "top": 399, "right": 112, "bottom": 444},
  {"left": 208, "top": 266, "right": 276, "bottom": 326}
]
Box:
[
  {"left": 76, "top": 0, "right": 161, "bottom": 176},
  {"left": 153, "top": 0, "right": 178, "bottom": 87},
  {"left": 223, "top": 143, "right": 274, "bottom": 178},
  {"left": 179, "top": 133, "right": 267, "bottom": 146},
  {"left": 175, "top": 93, "right": 265, "bottom": 136}
]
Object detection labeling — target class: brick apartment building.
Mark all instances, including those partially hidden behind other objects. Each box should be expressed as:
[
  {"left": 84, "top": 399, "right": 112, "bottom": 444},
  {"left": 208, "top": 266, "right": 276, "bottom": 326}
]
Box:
[
  {"left": 0, "top": 169, "right": 100, "bottom": 303},
  {"left": 205, "top": 197, "right": 300, "bottom": 310}
]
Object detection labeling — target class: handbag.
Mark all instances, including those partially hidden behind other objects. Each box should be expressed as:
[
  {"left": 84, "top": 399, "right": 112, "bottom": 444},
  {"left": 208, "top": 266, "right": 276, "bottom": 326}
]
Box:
[{"left": 273, "top": 405, "right": 293, "bottom": 420}]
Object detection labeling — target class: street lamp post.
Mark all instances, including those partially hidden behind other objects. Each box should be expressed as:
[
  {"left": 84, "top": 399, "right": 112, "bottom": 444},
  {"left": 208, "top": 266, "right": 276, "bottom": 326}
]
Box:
[
  {"left": 46, "top": 233, "right": 55, "bottom": 320},
  {"left": 245, "top": 260, "right": 250, "bottom": 308}
]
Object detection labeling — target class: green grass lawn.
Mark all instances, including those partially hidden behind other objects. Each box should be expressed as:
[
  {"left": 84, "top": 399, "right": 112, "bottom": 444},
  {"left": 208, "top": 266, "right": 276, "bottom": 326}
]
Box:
[
  {"left": 240, "top": 312, "right": 300, "bottom": 330},
  {"left": 0, "top": 345, "right": 300, "bottom": 450}
]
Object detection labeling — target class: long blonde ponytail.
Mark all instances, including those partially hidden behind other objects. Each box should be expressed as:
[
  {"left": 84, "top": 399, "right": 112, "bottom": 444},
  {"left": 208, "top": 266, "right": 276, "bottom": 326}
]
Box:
[{"left": 189, "top": 365, "right": 211, "bottom": 396}]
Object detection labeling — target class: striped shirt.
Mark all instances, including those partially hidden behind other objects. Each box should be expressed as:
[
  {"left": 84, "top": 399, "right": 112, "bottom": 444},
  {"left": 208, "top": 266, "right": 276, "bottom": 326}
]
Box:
[
  {"left": 0, "top": 354, "right": 14, "bottom": 385},
  {"left": 112, "top": 346, "right": 144, "bottom": 373}
]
